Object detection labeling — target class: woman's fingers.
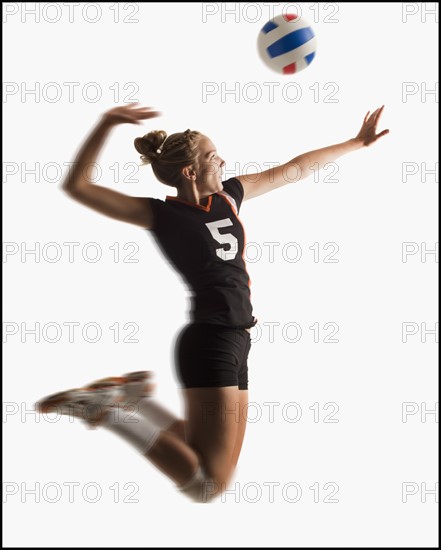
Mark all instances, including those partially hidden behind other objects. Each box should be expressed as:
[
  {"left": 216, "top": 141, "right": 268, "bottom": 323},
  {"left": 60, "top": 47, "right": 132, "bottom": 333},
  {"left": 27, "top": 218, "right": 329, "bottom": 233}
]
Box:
[
  {"left": 373, "top": 105, "right": 385, "bottom": 125},
  {"left": 364, "top": 108, "right": 379, "bottom": 125},
  {"left": 366, "top": 105, "right": 385, "bottom": 126},
  {"left": 357, "top": 106, "right": 389, "bottom": 145},
  {"left": 369, "top": 108, "right": 380, "bottom": 122},
  {"left": 139, "top": 110, "right": 161, "bottom": 119},
  {"left": 113, "top": 105, "right": 161, "bottom": 122},
  {"left": 130, "top": 106, "right": 161, "bottom": 119},
  {"left": 376, "top": 128, "right": 390, "bottom": 139},
  {"left": 134, "top": 108, "right": 161, "bottom": 119}
]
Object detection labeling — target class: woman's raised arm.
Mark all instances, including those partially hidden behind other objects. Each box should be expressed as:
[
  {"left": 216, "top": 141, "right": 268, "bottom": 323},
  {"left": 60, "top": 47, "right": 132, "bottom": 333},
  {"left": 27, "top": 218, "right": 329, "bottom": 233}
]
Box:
[
  {"left": 236, "top": 105, "right": 390, "bottom": 201},
  {"left": 62, "top": 104, "right": 160, "bottom": 229}
]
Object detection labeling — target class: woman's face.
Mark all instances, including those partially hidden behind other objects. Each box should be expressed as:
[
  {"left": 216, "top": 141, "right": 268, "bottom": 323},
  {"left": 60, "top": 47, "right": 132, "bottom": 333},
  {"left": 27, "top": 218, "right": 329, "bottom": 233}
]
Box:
[{"left": 194, "top": 135, "right": 226, "bottom": 194}]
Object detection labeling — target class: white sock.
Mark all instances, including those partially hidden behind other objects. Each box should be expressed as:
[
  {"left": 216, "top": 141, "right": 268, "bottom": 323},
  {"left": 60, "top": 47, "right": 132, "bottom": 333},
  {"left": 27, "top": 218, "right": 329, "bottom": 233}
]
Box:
[
  {"left": 178, "top": 465, "right": 217, "bottom": 503},
  {"left": 123, "top": 382, "right": 178, "bottom": 431},
  {"left": 102, "top": 405, "right": 160, "bottom": 455},
  {"left": 133, "top": 398, "right": 178, "bottom": 430}
]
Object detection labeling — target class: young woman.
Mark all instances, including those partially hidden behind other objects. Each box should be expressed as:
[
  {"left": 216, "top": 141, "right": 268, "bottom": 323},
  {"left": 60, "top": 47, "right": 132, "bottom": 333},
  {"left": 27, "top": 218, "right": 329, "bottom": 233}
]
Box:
[{"left": 37, "top": 103, "right": 389, "bottom": 503}]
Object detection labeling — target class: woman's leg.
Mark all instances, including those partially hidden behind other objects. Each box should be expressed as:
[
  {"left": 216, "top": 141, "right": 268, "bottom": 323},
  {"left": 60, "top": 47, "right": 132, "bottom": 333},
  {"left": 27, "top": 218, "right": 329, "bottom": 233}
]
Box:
[
  {"left": 165, "top": 418, "right": 187, "bottom": 440},
  {"left": 142, "top": 388, "right": 247, "bottom": 489},
  {"left": 229, "top": 332, "right": 252, "bottom": 474},
  {"left": 178, "top": 385, "right": 243, "bottom": 498},
  {"left": 124, "top": 324, "right": 249, "bottom": 499},
  {"left": 230, "top": 389, "right": 249, "bottom": 470},
  {"left": 141, "top": 425, "right": 200, "bottom": 485},
  {"left": 150, "top": 326, "right": 252, "bottom": 488},
  {"left": 116, "top": 385, "right": 240, "bottom": 502}
]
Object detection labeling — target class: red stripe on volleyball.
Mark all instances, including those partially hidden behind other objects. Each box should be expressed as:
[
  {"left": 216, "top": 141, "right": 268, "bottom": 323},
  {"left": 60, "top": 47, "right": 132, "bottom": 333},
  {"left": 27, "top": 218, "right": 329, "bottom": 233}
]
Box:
[
  {"left": 283, "top": 63, "right": 296, "bottom": 74},
  {"left": 283, "top": 13, "right": 298, "bottom": 21}
]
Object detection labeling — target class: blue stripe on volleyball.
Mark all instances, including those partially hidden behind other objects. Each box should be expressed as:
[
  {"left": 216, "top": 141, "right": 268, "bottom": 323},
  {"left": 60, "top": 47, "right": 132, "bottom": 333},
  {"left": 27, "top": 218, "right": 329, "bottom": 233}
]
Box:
[
  {"left": 261, "top": 21, "right": 278, "bottom": 34},
  {"left": 305, "top": 51, "right": 316, "bottom": 65},
  {"left": 266, "top": 27, "right": 315, "bottom": 58}
]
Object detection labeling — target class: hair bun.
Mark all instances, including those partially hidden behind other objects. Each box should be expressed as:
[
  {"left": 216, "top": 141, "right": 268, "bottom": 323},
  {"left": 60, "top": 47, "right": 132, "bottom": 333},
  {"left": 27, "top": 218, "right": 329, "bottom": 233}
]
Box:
[{"left": 134, "top": 130, "right": 167, "bottom": 164}]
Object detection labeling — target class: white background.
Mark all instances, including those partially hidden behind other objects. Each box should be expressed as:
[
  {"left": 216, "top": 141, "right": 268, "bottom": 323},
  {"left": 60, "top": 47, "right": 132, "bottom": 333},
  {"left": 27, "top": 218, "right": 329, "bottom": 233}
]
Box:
[{"left": 3, "top": 2, "right": 438, "bottom": 547}]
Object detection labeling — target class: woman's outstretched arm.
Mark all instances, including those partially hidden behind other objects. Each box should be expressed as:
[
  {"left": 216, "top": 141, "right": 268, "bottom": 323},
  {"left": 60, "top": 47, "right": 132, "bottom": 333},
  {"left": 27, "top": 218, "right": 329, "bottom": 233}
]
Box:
[
  {"left": 236, "top": 105, "right": 390, "bottom": 201},
  {"left": 62, "top": 103, "right": 160, "bottom": 228}
]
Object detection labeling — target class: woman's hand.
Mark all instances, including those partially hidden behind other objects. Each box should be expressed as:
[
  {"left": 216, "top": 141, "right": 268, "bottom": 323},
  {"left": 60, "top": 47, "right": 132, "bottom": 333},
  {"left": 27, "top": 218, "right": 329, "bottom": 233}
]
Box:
[
  {"left": 101, "top": 103, "right": 161, "bottom": 127},
  {"left": 354, "top": 105, "right": 390, "bottom": 146}
]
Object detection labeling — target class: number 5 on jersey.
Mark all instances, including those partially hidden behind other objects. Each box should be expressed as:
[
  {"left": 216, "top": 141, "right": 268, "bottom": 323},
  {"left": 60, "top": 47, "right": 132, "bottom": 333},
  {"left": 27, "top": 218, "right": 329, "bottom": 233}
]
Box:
[{"left": 205, "top": 218, "right": 238, "bottom": 261}]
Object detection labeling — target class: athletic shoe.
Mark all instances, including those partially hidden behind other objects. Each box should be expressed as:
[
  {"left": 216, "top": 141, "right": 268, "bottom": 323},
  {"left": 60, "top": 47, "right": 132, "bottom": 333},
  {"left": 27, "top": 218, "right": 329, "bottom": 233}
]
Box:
[
  {"left": 122, "top": 371, "right": 155, "bottom": 399},
  {"left": 35, "top": 386, "right": 120, "bottom": 428},
  {"left": 83, "top": 371, "right": 155, "bottom": 401}
]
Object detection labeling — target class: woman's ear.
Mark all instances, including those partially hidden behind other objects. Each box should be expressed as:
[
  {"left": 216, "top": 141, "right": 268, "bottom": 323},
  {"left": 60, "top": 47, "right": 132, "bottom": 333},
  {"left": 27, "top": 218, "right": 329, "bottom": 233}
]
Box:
[{"left": 182, "top": 165, "right": 196, "bottom": 181}]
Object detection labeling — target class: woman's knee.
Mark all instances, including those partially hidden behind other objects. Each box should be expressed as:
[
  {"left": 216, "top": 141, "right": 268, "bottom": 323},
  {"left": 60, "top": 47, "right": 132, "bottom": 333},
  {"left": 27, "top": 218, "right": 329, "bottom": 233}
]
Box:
[
  {"left": 177, "top": 447, "right": 237, "bottom": 502},
  {"left": 206, "top": 469, "right": 237, "bottom": 501},
  {"left": 204, "top": 462, "right": 236, "bottom": 493}
]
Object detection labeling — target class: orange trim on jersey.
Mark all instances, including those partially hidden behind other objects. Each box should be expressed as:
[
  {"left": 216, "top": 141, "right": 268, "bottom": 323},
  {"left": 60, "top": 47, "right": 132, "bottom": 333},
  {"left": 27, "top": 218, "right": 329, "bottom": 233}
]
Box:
[
  {"left": 218, "top": 190, "right": 258, "bottom": 325},
  {"left": 217, "top": 192, "right": 238, "bottom": 215},
  {"left": 236, "top": 215, "right": 253, "bottom": 292},
  {"left": 223, "top": 196, "right": 254, "bottom": 299},
  {"left": 166, "top": 194, "right": 213, "bottom": 212}
]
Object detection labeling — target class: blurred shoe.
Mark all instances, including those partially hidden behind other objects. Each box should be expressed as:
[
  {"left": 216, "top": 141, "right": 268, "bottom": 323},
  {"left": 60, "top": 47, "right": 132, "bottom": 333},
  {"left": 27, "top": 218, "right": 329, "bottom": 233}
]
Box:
[
  {"left": 84, "top": 371, "right": 155, "bottom": 401},
  {"left": 122, "top": 371, "right": 155, "bottom": 400},
  {"left": 35, "top": 386, "right": 120, "bottom": 428}
]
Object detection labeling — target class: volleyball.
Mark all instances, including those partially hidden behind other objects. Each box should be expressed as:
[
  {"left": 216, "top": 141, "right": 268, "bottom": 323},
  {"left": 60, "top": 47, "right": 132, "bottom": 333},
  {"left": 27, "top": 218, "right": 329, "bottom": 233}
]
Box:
[{"left": 257, "top": 13, "right": 317, "bottom": 75}]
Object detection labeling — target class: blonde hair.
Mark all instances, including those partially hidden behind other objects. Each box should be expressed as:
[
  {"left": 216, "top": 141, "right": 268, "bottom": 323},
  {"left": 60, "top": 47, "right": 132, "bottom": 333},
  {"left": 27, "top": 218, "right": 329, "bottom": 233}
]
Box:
[{"left": 134, "top": 129, "right": 202, "bottom": 188}]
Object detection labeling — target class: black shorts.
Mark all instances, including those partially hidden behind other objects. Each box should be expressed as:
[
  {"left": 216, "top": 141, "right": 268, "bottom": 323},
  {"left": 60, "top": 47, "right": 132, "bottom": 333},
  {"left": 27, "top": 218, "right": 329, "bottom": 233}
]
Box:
[{"left": 173, "top": 323, "right": 252, "bottom": 390}]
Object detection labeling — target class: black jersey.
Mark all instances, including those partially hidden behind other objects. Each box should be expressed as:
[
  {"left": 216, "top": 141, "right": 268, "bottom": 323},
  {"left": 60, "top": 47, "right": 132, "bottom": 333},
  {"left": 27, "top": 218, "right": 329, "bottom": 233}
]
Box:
[{"left": 147, "top": 177, "right": 258, "bottom": 330}]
